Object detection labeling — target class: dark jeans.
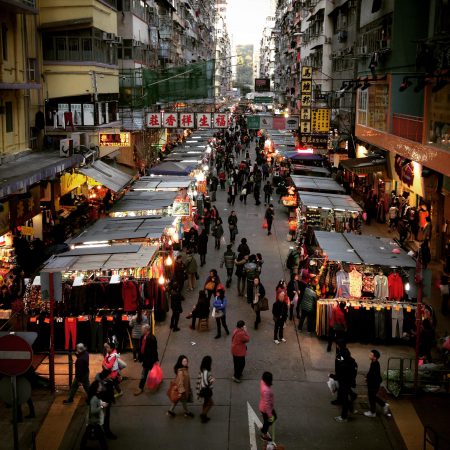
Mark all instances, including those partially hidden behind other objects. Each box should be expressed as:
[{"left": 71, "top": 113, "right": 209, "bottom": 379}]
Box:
[
  {"left": 299, "top": 310, "right": 314, "bottom": 332},
  {"left": 215, "top": 237, "right": 221, "bottom": 249},
  {"left": 67, "top": 373, "right": 90, "bottom": 401},
  {"left": 254, "top": 308, "right": 261, "bottom": 329},
  {"left": 199, "top": 253, "right": 206, "bottom": 266},
  {"left": 230, "top": 228, "right": 237, "bottom": 242},
  {"left": 274, "top": 319, "right": 284, "bottom": 340},
  {"left": 80, "top": 424, "right": 108, "bottom": 450},
  {"left": 327, "top": 328, "right": 346, "bottom": 351},
  {"left": 368, "top": 386, "right": 385, "bottom": 413},
  {"left": 170, "top": 311, "right": 180, "bottom": 329},
  {"left": 215, "top": 315, "right": 229, "bottom": 337},
  {"left": 233, "top": 355, "right": 246, "bottom": 379},
  {"left": 17, "top": 398, "right": 35, "bottom": 421},
  {"left": 261, "top": 410, "right": 277, "bottom": 434},
  {"left": 338, "top": 386, "right": 357, "bottom": 419},
  {"left": 246, "top": 281, "right": 254, "bottom": 303},
  {"left": 237, "top": 276, "right": 246, "bottom": 295},
  {"left": 267, "top": 219, "right": 273, "bottom": 233},
  {"left": 226, "top": 268, "right": 233, "bottom": 286},
  {"left": 264, "top": 193, "right": 271, "bottom": 204},
  {"left": 132, "top": 338, "right": 140, "bottom": 360}
]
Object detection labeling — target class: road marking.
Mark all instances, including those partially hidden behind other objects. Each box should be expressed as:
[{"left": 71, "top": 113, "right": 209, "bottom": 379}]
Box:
[
  {"left": 247, "top": 401, "right": 263, "bottom": 450},
  {"left": 0, "top": 351, "right": 31, "bottom": 359}
]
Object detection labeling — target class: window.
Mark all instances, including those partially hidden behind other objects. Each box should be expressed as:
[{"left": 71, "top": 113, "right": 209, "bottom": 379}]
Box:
[
  {"left": 27, "top": 58, "right": 37, "bottom": 81},
  {"left": 357, "top": 90, "right": 368, "bottom": 126},
  {"left": 1, "top": 23, "right": 7, "bottom": 60},
  {"left": 5, "top": 102, "right": 13, "bottom": 132}
]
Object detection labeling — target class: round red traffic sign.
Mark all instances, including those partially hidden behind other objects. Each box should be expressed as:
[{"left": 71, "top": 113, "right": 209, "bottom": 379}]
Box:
[{"left": 0, "top": 335, "right": 33, "bottom": 376}]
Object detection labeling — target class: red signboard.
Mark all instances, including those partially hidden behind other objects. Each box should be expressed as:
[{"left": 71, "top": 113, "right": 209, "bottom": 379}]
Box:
[{"left": 0, "top": 335, "right": 33, "bottom": 376}]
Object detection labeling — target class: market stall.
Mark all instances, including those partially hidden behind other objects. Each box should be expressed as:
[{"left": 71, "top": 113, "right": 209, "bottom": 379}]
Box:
[
  {"left": 309, "top": 230, "right": 419, "bottom": 344},
  {"left": 148, "top": 161, "right": 199, "bottom": 176},
  {"left": 109, "top": 191, "right": 179, "bottom": 217},
  {"left": 291, "top": 175, "right": 345, "bottom": 194},
  {"left": 132, "top": 176, "right": 194, "bottom": 192},
  {"left": 296, "top": 191, "right": 363, "bottom": 232}
]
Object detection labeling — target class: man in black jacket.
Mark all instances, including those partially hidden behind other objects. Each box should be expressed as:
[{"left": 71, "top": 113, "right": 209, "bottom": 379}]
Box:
[
  {"left": 364, "top": 349, "right": 389, "bottom": 417},
  {"left": 135, "top": 324, "right": 159, "bottom": 395},
  {"left": 334, "top": 348, "right": 357, "bottom": 422},
  {"left": 63, "top": 343, "right": 90, "bottom": 404}
]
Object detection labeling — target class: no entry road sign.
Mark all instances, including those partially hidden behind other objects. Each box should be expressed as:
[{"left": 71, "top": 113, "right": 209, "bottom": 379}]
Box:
[{"left": 0, "top": 335, "right": 33, "bottom": 377}]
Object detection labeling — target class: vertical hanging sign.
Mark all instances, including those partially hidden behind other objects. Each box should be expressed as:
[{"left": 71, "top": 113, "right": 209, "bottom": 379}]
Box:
[{"left": 300, "top": 66, "right": 312, "bottom": 135}]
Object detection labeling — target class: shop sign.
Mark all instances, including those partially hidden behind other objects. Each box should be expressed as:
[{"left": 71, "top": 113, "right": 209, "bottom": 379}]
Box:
[
  {"left": 99, "top": 132, "right": 131, "bottom": 147},
  {"left": 60, "top": 173, "right": 87, "bottom": 196},
  {"left": 0, "top": 202, "right": 9, "bottom": 236},
  {"left": 272, "top": 117, "right": 286, "bottom": 130},
  {"left": 213, "top": 113, "right": 228, "bottom": 128},
  {"left": 9, "top": 186, "right": 41, "bottom": 229},
  {"left": 247, "top": 116, "right": 261, "bottom": 130},
  {"left": 260, "top": 116, "right": 273, "bottom": 129},
  {"left": 254, "top": 78, "right": 270, "bottom": 92},
  {"left": 20, "top": 226, "right": 34, "bottom": 237},
  {"left": 253, "top": 97, "right": 273, "bottom": 104},
  {"left": 197, "top": 113, "right": 212, "bottom": 128},
  {"left": 180, "top": 113, "right": 194, "bottom": 128},
  {"left": 147, "top": 112, "right": 162, "bottom": 128},
  {"left": 285, "top": 117, "right": 299, "bottom": 130},
  {"left": 172, "top": 200, "right": 191, "bottom": 217},
  {"left": 299, "top": 133, "right": 329, "bottom": 149},
  {"left": 394, "top": 155, "right": 414, "bottom": 186},
  {"left": 163, "top": 113, "right": 178, "bottom": 128},
  {"left": 311, "top": 109, "right": 330, "bottom": 132}
]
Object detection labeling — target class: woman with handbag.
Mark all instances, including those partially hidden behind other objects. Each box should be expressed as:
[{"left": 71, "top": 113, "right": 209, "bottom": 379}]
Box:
[
  {"left": 287, "top": 273, "right": 300, "bottom": 322},
  {"left": 212, "top": 288, "right": 230, "bottom": 339},
  {"left": 227, "top": 210, "right": 238, "bottom": 244},
  {"left": 102, "top": 342, "right": 122, "bottom": 397},
  {"left": 252, "top": 277, "right": 266, "bottom": 330},
  {"left": 327, "top": 301, "right": 347, "bottom": 352},
  {"left": 204, "top": 269, "right": 220, "bottom": 303},
  {"left": 167, "top": 355, "right": 194, "bottom": 418},
  {"left": 197, "top": 355, "right": 215, "bottom": 423},
  {"left": 272, "top": 291, "right": 288, "bottom": 344},
  {"left": 211, "top": 218, "right": 224, "bottom": 250}
]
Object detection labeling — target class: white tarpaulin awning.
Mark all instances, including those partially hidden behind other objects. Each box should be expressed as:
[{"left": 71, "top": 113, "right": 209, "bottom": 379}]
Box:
[
  {"left": 79, "top": 160, "right": 134, "bottom": 193},
  {"left": 110, "top": 191, "right": 178, "bottom": 213},
  {"left": 298, "top": 191, "right": 362, "bottom": 212},
  {"left": 292, "top": 175, "right": 345, "bottom": 193},
  {"left": 133, "top": 176, "right": 193, "bottom": 191}
]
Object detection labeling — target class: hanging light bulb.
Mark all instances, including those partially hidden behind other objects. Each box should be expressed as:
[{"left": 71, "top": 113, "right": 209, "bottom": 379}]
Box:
[
  {"left": 158, "top": 274, "right": 165, "bottom": 285},
  {"left": 165, "top": 255, "right": 173, "bottom": 266},
  {"left": 405, "top": 282, "right": 410, "bottom": 292}
]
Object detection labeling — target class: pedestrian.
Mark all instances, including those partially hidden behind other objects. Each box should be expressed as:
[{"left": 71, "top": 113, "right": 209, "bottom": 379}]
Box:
[
  {"left": 327, "top": 301, "right": 347, "bottom": 352},
  {"left": 204, "top": 269, "right": 220, "bottom": 303},
  {"left": 197, "top": 355, "right": 215, "bottom": 423},
  {"left": 287, "top": 273, "right": 300, "bottom": 322},
  {"left": 64, "top": 343, "right": 90, "bottom": 404},
  {"left": 198, "top": 229, "right": 208, "bottom": 267},
  {"left": 221, "top": 244, "right": 236, "bottom": 288},
  {"left": 101, "top": 342, "right": 122, "bottom": 397},
  {"left": 188, "top": 290, "right": 210, "bottom": 329},
  {"left": 272, "top": 291, "right": 288, "bottom": 344},
  {"left": 203, "top": 208, "right": 211, "bottom": 235},
  {"left": 263, "top": 181, "right": 273, "bottom": 206},
  {"left": 363, "top": 349, "right": 390, "bottom": 418},
  {"left": 173, "top": 255, "right": 186, "bottom": 293},
  {"left": 228, "top": 210, "right": 238, "bottom": 243},
  {"left": 129, "top": 309, "right": 148, "bottom": 362},
  {"left": 240, "top": 185, "right": 248, "bottom": 204},
  {"left": 134, "top": 324, "right": 159, "bottom": 395},
  {"left": 167, "top": 355, "right": 194, "bottom": 418},
  {"left": 17, "top": 367, "right": 36, "bottom": 421},
  {"left": 211, "top": 205, "right": 220, "bottom": 222},
  {"left": 252, "top": 277, "right": 266, "bottom": 330},
  {"left": 419, "top": 318, "right": 435, "bottom": 363},
  {"left": 265, "top": 204, "right": 275, "bottom": 235},
  {"left": 244, "top": 254, "right": 259, "bottom": 303},
  {"left": 79, "top": 380, "right": 109, "bottom": 450},
  {"left": 212, "top": 288, "right": 230, "bottom": 338},
  {"left": 298, "top": 282, "right": 317, "bottom": 333},
  {"left": 235, "top": 253, "right": 248, "bottom": 296},
  {"left": 187, "top": 226, "right": 199, "bottom": 253},
  {"left": 210, "top": 175, "right": 218, "bottom": 202},
  {"left": 212, "top": 218, "right": 224, "bottom": 249},
  {"left": 231, "top": 320, "right": 250, "bottom": 383},
  {"left": 259, "top": 371, "right": 276, "bottom": 442},
  {"left": 334, "top": 348, "right": 358, "bottom": 423},
  {"left": 237, "top": 237, "right": 251, "bottom": 256},
  {"left": 256, "top": 253, "right": 264, "bottom": 274},
  {"left": 185, "top": 251, "right": 198, "bottom": 291},
  {"left": 169, "top": 283, "right": 184, "bottom": 332}
]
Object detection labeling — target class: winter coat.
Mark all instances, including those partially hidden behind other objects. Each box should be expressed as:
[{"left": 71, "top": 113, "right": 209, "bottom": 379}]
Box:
[
  {"left": 222, "top": 250, "right": 236, "bottom": 269},
  {"left": 75, "top": 350, "right": 89, "bottom": 379},
  {"left": 102, "top": 350, "right": 119, "bottom": 380},
  {"left": 130, "top": 315, "right": 148, "bottom": 339},
  {"left": 237, "top": 242, "right": 250, "bottom": 256},
  {"left": 272, "top": 299, "right": 288, "bottom": 321},
  {"left": 185, "top": 255, "right": 198, "bottom": 274},
  {"left": 213, "top": 296, "right": 227, "bottom": 314},
  {"left": 170, "top": 292, "right": 184, "bottom": 313},
  {"left": 212, "top": 224, "right": 224, "bottom": 238},
  {"left": 122, "top": 280, "right": 138, "bottom": 311},
  {"left": 198, "top": 233, "right": 208, "bottom": 254},
  {"left": 139, "top": 333, "right": 159, "bottom": 369},
  {"left": 175, "top": 367, "right": 191, "bottom": 396},
  {"left": 259, "top": 380, "right": 274, "bottom": 416},
  {"left": 366, "top": 360, "right": 382, "bottom": 388},
  {"left": 301, "top": 287, "right": 317, "bottom": 312},
  {"left": 231, "top": 327, "right": 250, "bottom": 357}
]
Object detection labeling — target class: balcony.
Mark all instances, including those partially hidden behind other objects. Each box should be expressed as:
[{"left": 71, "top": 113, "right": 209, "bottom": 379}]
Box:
[
  {"left": 0, "top": 0, "right": 38, "bottom": 14},
  {"left": 391, "top": 113, "right": 423, "bottom": 144}
]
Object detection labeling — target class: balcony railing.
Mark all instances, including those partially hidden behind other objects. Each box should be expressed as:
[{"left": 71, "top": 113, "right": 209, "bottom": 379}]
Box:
[{"left": 391, "top": 113, "right": 423, "bottom": 144}]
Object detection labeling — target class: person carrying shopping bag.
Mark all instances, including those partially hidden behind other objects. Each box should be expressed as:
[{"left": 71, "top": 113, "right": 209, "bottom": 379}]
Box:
[{"left": 212, "top": 288, "right": 230, "bottom": 339}]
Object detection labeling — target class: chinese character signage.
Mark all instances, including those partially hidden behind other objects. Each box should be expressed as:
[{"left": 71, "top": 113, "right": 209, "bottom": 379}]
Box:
[
  {"left": 311, "top": 109, "right": 330, "bottom": 132},
  {"left": 300, "top": 66, "right": 312, "bottom": 132},
  {"left": 197, "top": 113, "right": 212, "bottom": 128},
  {"left": 99, "top": 132, "right": 131, "bottom": 147},
  {"left": 254, "top": 78, "right": 271, "bottom": 92},
  {"left": 301, "top": 66, "right": 312, "bottom": 79},
  {"left": 247, "top": 116, "right": 261, "bottom": 129},
  {"left": 300, "top": 133, "right": 329, "bottom": 149},
  {"left": 180, "top": 113, "right": 194, "bottom": 128},
  {"left": 147, "top": 112, "right": 161, "bottom": 128},
  {"left": 301, "top": 81, "right": 312, "bottom": 93},
  {"left": 163, "top": 113, "right": 178, "bottom": 128},
  {"left": 260, "top": 116, "right": 273, "bottom": 129},
  {"left": 301, "top": 108, "right": 311, "bottom": 120},
  {"left": 300, "top": 121, "right": 311, "bottom": 133},
  {"left": 285, "top": 117, "right": 299, "bottom": 130},
  {"left": 213, "top": 113, "right": 228, "bottom": 128}
]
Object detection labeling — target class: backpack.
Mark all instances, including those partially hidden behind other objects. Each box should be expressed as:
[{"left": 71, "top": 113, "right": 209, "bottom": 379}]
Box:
[{"left": 286, "top": 251, "right": 296, "bottom": 269}]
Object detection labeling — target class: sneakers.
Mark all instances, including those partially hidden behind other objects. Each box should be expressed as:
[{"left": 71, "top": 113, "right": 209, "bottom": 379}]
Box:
[
  {"left": 364, "top": 411, "right": 376, "bottom": 418},
  {"left": 334, "top": 416, "right": 348, "bottom": 423},
  {"left": 383, "top": 403, "right": 390, "bottom": 415},
  {"left": 114, "top": 391, "right": 123, "bottom": 399},
  {"left": 232, "top": 376, "right": 241, "bottom": 383},
  {"left": 184, "top": 411, "right": 194, "bottom": 418},
  {"left": 281, "top": 338, "right": 287, "bottom": 343},
  {"left": 274, "top": 339, "right": 280, "bottom": 344}
]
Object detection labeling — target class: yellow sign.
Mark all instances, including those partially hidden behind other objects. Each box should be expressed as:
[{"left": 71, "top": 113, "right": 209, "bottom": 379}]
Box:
[
  {"left": 301, "top": 66, "right": 312, "bottom": 79},
  {"left": 21, "top": 226, "right": 34, "bottom": 236},
  {"left": 99, "top": 132, "right": 131, "bottom": 147},
  {"left": 311, "top": 109, "right": 330, "bottom": 132},
  {"left": 301, "top": 80, "right": 312, "bottom": 93},
  {"left": 60, "top": 173, "right": 87, "bottom": 196},
  {"left": 300, "top": 121, "right": 311, "bottom": 133},
  {"left": 300, "top": 94, "right": 312, "bottom": 107},
  {"left": 301, "top": 107, "right": 311, "bottom": 120}
]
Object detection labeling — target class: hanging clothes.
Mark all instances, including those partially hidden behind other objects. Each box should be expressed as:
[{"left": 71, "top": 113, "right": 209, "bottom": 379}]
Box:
[
  {"left": 348, "top": 268, "right": 362, "bottom": 298},
  {"left": 388, "top": 272, "right": 404, "bottom": 301},
  {"left": 335, "top": 270, "right": 350, "bottom": 298},
  {"left": 374, "top": 274, "right": 389, "bottom": 299}
]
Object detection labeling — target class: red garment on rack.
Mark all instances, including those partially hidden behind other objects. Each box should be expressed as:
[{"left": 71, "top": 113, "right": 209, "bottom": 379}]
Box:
[
  {"left": 388, "top": 272, "right": 404, "bottom": 301},
  {"left": 122, "top": 280, "right": 138, "bottom": 311}
]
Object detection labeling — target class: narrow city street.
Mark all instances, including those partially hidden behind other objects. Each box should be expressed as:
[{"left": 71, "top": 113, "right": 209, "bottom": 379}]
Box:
[{"left": 58, "top": 143, "right": 411, "bottom": 450}]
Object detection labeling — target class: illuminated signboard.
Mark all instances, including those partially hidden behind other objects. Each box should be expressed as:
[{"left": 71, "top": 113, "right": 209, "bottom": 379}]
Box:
[{"left": 99, "top": 132, "right": 131, "bottom": 147}]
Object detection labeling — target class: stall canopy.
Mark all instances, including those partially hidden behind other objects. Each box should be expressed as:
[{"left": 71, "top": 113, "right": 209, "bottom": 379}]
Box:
[
  {"left": 132, "top": 176, "right": 193, "bottom": 191},
  {"left": 292, "top": 175, "right": 345, "bottom": 193},
  {"left": 78, "top": 160, "right": 134, "bottom": 193},
  {"left": 314, "top": 231, "right": 416, "bottom": 267},
  {"left": 148, "top": 161, "right": 198, "bottom": 176},
  {"left": 67, "top": 216, "right": 174, "bottom": 245},
  {"left": 291, "top": 164, "right": 331, "bottom": 177},
  {"left": 281, "top": 151, "right": 324, "bottom": 162},
  {"left": 110, "top": 191, "right": 178, "bottom": 214},
  {"left": 298, "top": 191, "right": 362, "bottom": 212},
  {"left": 41, "top": 244, "right": 158, "bottom": 271},
  {"left": 339, "top": 157, "right": 386, "bottom": 175}
]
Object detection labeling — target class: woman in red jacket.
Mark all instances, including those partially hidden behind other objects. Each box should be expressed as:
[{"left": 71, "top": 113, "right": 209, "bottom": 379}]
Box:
[
  {"left": 259, "top": 371, "right": 276, "bottom": 441},
  {"left": 231, "top": 320, "right": 250, "bottom": 383},
  {"left": 327, "top": 301, "right": 347, "bottom": 352},
  {"left": 102, "top": 342, "right": 122, "bottom": 397}
]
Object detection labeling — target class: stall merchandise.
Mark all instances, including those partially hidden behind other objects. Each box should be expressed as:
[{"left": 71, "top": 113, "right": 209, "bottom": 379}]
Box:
[
  {"left": 316, "top": 299, "right": 417, "bottom": 342},
  {"left": 296, "top": 191, "right": 362, "bottom": 232}
]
